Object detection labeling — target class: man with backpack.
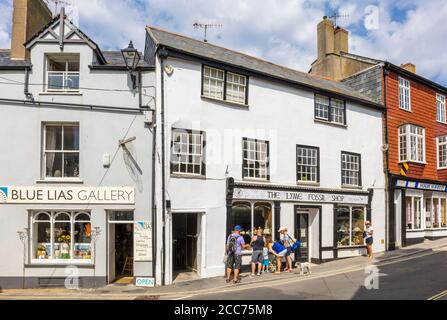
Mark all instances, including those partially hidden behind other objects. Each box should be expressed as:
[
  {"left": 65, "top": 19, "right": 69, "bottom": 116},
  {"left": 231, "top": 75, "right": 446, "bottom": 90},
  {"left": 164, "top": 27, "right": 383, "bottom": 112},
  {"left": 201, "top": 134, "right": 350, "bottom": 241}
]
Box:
[{"left": 225, "top": 225, "right": 246, "bottom": 283}]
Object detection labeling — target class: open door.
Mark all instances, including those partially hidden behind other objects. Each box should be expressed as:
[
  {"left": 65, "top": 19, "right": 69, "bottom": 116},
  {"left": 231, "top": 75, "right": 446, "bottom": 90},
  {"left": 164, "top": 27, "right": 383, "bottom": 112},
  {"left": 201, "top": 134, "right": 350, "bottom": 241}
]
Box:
[
  {"left": 107, "top": 223, "right": 115, "bottom": 283},
  {"left": 295, "top": 211, "right": 310, "bottom": 263}
]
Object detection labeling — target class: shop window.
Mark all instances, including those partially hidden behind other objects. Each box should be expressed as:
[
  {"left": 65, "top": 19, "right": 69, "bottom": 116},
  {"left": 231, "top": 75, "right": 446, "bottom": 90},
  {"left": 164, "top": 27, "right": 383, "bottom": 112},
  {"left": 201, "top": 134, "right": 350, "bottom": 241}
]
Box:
[
  {"left": 242, "top": 138, "right": 269, "bottom": 180},
  {"left": 442, "top": 199, "right": 447, "bottom": 228},
  {"left": 229, "top": 202, "right": 273, "bottom": 245},
  {"left": 406, "top": 196, "right": 422, "bottom": 230},
  {"left": 399, "top": 124, "right": 425, "bottom": 163},
  {"left": 32, "top": 211, "right": 91, "bottom": 261},
  {"left": 314, "top": 94, "right": 346, "bottom": 125},
  {"left": 425, "top": 197, "right": 444, "bottom": 229},
  {"left": 202, "top": 65, "right": 247, "bottom": 105},
  {"left": 43, "top": 123, "right": 80, "bottom": 179},
  {"left": 341, "top": 152, "right": 361, "bottom": 187},
  {"left": 297, "top": 145, "right": 319, "bottom": 183},
  {"left": 335, "top": 206, "right": 365, "bottom": 247},
  {"left": 171, "top": 129, "right": 205, "bottom": 176}
]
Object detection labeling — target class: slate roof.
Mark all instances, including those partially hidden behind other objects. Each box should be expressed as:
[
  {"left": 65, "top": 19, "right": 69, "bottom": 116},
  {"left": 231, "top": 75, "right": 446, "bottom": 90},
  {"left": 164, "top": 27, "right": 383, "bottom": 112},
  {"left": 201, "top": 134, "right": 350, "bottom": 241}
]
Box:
[
  {"left": 0, "top": 50, "right": 32, "bottom": 68},
  {"left": 146, "top": 26, "right": 384, "bottom": 109},
  {"left": 93, "top": 51, "right": 152, "bottom": 68}
]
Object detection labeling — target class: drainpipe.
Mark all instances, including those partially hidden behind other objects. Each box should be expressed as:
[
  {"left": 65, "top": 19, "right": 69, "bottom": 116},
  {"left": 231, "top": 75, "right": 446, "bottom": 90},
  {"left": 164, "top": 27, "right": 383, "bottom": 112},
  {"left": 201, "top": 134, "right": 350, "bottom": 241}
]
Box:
[
  {"left": 158, "top": 47, "right": 169, "bottom": 285},
  {"left": 24, "top": 67, "right": 33, "bottom": 101}
]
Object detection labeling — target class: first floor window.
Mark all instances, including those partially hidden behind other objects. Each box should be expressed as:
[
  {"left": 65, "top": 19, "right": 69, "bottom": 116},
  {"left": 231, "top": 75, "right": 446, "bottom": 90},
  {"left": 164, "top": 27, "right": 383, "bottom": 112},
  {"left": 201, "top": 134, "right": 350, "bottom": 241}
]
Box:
[
  {"left": 335, "top": 206, "right": 365, "bottom": 247},
  {"left": 406, "top": 196, "right": 422, "bottom": 230},
  {"left": 437, "top": 94, "right": 446, "bottom": 123},
  {"left": 44, "top": 123, "right": 80, "bottom": 179},
  {"left": 399, "top": 77, "right": 411, "bottom": 111},
  {"left": 32, "top": 210, "right": 91, "bottom": 261},
  {"left": 230, "top": 202, "right": 273, "bottom": 244},
  {"left": 341, "top": 152, "right": 361, "bottom": 187},
  {"left": 171, "top": 129, "right": 205, "bottom": 176},
  {"left": 226, "top": 72, "right": 247, "bottom": 104},
  {"left": 398, "top": 124, "right": 425, "bottom": 163},
  {"left": 297, "top": 145, "right": 319, "bottom": 183},
  {"left": 243, "top": 138, "right": 269, "bottom": 180},
  {"left": 437, "top": 136, "right": 447, "bottom": 169},
  {"left": 202, "top": 65, "right": 247, "bottom": 104}
]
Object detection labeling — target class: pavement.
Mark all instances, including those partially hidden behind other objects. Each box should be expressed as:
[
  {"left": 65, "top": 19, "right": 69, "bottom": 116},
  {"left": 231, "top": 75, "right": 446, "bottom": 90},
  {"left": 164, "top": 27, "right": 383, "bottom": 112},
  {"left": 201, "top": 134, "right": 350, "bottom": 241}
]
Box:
[{"left": 1, "top": 237, "right": 447, "bottom": 300}]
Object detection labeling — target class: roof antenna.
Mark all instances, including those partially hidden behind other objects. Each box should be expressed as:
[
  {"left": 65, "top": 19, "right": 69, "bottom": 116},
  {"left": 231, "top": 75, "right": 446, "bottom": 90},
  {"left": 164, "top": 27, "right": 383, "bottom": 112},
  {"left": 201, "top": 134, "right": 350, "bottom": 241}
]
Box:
[
  {"left": 193, "top": 22, "right": 222, "bottom": 42},
  {"left": 328, "top": 11, "right": 349, "bottom": 27},
  {"left": 47, "top": 0, "right": 72, "bottom": 17}
]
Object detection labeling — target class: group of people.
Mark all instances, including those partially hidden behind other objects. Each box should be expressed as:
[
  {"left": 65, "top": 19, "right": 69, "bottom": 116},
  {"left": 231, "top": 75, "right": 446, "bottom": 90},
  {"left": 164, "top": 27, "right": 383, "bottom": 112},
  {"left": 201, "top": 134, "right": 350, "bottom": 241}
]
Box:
[
  {"left": 225, "top": 220, "right": 375, "bottom": 284},
  {"left": 225, "top": 225, "right": 297, "bottom": 284}
]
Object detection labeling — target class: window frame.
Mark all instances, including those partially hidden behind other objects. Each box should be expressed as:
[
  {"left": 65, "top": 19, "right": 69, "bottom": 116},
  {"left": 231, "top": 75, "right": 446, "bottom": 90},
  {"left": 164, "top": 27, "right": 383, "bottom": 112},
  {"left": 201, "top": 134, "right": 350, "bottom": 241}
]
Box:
[
  {"left": 398, "top": 76, "right": 411, "bottom": 111},
  {"left": 437, "top": 135, "right": 447, "bottom": 170},
  {"left": 340, "top": 151, "right": 362, "bottom": 187},
  {"left": 296, "top": 145, "right": 320, "bottom": 184},
  {"left": 398, "top": 124, "right": 426, "bottom": 164},
  {"left": 334, "top": 205, "right": 366, "bottom": 248},
  {"left": 170, "top": 128, "right": 206, "bottom": 177},
  {"left": 42, "top": 123, "right": 80, "bottom": 180},
  {"left": 314, "top": 93, "right": 347, "bottom": 125},
  {"left": 242, "top": 137, "right": 270, "bottom": 181},
  {"left": 45, "top": 54, "right": 80, "bottom": 92},
  {"left": 405, "top": 195, "right": 423, "bottom": 230},
  {"left": 437, "top": 93, "right": 446, "bottom": 124},
  {"left": 201, "top": 65, "right": 249, "bottom": 105},
  {"left": 30, "top": 210, "right": 92, "bottom": 264}
]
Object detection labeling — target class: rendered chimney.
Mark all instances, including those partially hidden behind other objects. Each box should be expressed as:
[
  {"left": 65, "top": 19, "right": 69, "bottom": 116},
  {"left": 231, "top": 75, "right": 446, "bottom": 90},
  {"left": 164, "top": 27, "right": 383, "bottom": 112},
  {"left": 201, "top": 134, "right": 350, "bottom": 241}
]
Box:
[
  {"left": 400, "top": 63, "right": 416, "bottom": 74},
  {"left": 334, "top": 27, "right": 349, "bottom": 55},
  {"left": 317, "top": 17, "right": 335, "bottom": 60},
  {"left": 10, "top": 0, "right": 52, "bottom": 60}
]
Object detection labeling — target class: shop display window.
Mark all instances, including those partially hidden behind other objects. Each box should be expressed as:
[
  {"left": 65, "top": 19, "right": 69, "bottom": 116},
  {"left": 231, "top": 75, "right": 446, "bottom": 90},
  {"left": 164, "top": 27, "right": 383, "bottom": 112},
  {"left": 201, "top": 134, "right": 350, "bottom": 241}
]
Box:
[
  {"left": 425, "top": 197, "right": 446, "bottom": 229},
  {"left": 406, "top": 196, "right": 422, "bottom": 230},
  {"left": 31, "top": 210, "right": 91, "bottom": 262},
  {"left": 335, "top": 206, "right": 365, "bottom": 247}
]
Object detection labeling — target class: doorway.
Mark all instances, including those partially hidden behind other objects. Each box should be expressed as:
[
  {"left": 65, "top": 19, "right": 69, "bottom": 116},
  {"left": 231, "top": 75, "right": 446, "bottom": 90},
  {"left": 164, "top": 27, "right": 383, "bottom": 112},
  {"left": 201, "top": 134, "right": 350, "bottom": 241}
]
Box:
[
  {"left": 107, "top": 211, "right": 134, "bottom": 284},
  {"left": 295, "top": 211, "right": 309, "bottom": 262},
  {"left": 172, "top": 213, "right": 200, "bottom": 282}
]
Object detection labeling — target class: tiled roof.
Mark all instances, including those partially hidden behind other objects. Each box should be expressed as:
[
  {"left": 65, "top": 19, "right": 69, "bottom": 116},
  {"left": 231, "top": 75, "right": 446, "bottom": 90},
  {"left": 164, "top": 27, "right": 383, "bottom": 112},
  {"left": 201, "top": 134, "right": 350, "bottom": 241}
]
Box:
[
  {"left": 0, "top": 50, "right": 31, "bottom": 68},
  {"left": 146, "top": 26, "right": 384, "bottom": 108},
  {"left": 95, "top": 51, "right": 152, "bottom": 68}
]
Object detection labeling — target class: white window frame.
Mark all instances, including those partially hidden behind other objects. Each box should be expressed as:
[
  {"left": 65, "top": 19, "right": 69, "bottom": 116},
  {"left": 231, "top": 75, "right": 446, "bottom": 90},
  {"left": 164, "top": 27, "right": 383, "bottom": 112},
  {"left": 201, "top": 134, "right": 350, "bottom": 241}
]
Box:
[
  {"left": 202, "top": 65, "right": 248, "bottom": 105},
  {"left": 335, "top": 206, "right": 366, "bottom": 248},
  {"left": 341, "top": 152, "right": 361, "bottom": 187},
  {"left": 437, "top": 136, "right": 447, "bottom": 169},
  {"left": 202, "top": 66, "right": 225, "bottom": 100},
  {"left": 437, "top": 94, "right": 446, "bottom": 124},
  {"left": 46, "top": 56, "right": 80, "bottom": 92},
  {"left": 171, "top": 129, "right": 205, "bottom": 176},
  {"left": 399, "top": 77, "right": 411, "bottom": 111},
  {"left": 405, "top": 195, "right": 423, "bottom": 230},
  {"left": 226, "top": 71, "right": 247, "bottom": 104},
  {"left": 30, "top": 210, "right": 92, "bottom": 264},
  {"left": 314, "top": 94, "right": 346, "bottom": 125},
  {"left": 398, "top": 124, "right": 425, "bottom": 163},
  {"left": 296, "top": 145, "right": 319, "bottom": 183},
  {"left": 43, "top": 123, "right": 80, "bottom": 180},
  {"left": 242, "top": 138, "right": 269, "bottom": 181}
]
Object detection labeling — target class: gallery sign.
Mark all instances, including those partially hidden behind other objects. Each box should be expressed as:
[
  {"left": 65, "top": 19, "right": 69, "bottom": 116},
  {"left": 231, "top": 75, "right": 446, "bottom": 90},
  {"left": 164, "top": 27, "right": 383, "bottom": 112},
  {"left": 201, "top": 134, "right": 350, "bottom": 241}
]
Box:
[
  {"left": 0, "top": 186, "right": 135, "bottom": 204},
  {"left": 134, "top": 221, "right": 152, "bottom": 262},
  {"left": 233, "top": 188, "right": 369, "bottom": 205}
]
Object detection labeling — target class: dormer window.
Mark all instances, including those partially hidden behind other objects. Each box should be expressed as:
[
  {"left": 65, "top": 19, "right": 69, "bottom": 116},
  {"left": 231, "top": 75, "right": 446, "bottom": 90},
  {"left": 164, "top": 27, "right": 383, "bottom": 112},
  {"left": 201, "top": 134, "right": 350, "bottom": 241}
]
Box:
[{"left": 46, "top": 54, "right": 80, "bottom": 92}]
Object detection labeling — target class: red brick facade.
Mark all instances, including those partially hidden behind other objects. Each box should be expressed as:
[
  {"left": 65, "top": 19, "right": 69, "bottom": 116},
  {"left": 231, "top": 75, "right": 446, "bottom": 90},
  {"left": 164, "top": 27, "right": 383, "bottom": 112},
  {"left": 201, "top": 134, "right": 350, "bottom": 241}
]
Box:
[{"left": 386, "top": 71, "right": 447, "bottom": 181}]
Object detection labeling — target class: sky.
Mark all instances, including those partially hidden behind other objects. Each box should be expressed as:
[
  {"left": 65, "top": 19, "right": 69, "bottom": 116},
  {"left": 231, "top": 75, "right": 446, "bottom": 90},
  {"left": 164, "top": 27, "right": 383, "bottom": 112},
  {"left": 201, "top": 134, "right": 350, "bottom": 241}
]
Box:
[{"left": 0, "top": 0, "right": 446, "bottom": 86}]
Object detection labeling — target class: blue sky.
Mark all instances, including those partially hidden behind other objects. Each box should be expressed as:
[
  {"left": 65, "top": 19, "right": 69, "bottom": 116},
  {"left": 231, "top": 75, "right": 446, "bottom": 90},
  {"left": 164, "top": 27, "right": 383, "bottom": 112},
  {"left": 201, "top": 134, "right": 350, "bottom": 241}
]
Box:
[{"left": 1, "top": 0, "right": 446, "bottom": 86}]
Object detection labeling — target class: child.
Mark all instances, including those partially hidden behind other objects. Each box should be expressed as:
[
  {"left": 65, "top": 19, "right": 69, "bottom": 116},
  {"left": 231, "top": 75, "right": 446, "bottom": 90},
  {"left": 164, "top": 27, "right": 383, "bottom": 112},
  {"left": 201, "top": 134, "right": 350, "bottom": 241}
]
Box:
[{"left": 261, "top": 244, "right": 269, "bottom": 273}]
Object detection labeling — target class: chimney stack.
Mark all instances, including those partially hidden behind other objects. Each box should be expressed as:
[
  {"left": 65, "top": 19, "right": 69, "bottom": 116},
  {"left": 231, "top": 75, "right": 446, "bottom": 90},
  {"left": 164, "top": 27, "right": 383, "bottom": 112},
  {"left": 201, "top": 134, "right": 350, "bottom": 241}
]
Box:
[
  {"left": 400, "top": 63, "right": 416, "bottom": 74},
  {"left": 317, "top": 17, "right": 335, "bottom": 60},
  {"left": 10, "top": 0, "right": 52, "bottom": 60}
]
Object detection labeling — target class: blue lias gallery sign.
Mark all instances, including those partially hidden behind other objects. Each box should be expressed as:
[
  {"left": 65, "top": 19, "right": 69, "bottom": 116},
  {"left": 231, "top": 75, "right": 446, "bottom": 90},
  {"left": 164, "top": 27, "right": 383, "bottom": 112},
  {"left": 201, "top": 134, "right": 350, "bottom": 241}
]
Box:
[{"left": 0, "top": 186, "right": 135, "bottom": 204}]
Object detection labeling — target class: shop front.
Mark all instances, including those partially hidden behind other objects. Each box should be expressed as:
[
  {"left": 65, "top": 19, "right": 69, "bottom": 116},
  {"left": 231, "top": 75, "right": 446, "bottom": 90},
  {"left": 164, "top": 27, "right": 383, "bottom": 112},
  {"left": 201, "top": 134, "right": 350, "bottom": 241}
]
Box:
[
  {"left": 390, "top": 176, "right": 447, "bottom": 248},
  {"left": 0, "top": 186, "right": 154, "bottom": 289},
  {"left": 226, "top": 179, "right": 373, "bottom": 264}
]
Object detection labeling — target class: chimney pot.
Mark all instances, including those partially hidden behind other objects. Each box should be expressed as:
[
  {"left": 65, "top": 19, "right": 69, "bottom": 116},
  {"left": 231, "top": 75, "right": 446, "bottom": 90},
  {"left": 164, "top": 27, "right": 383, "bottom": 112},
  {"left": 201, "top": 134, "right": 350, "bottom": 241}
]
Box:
[{"left": 401, "top": 63, "right": 416, "bottom": 74}]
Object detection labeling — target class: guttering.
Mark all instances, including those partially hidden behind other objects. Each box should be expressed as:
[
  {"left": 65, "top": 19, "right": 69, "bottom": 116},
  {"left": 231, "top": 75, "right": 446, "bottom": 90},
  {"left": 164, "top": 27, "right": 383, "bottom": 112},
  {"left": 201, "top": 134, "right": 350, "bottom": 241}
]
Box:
[
  {"left": 159, "top": 47, "right": 384, "bottom": 111},
  {"left": 0, "top": 65, "right": 32, "bottom": 71},
  {"left": 88, "top": 65, "right": 155, "bottom": 71},
  {"left": 0, "top": 97, "right": 146, "bottom": 113}
]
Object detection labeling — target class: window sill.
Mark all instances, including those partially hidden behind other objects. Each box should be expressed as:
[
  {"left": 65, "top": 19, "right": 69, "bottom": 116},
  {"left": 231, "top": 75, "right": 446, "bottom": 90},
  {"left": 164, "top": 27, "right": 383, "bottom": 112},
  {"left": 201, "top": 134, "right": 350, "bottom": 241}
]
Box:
[
  {"left": 398, "top": 160, "right": 426, "bottom": 165},
  {"left": 297, "top": 181, "right": 320, "bottom": 187},
  {"left": 399, "top": 107, "right": 412, "bottom": 113},
  {"left": 336, "top": 245, "right": 367, "bottom": 250},
  {"left": 436, "top": 120, "right": 447, "bottom": 125},
  {"left": 170, "top": 173, "right": 206, "bottom": 180},
  {"left": 39, "top": 91, "right": 82, "bottom": 96},
  {"left": 406, "top": 229, "right": 424, "bottom": 232},
  {"left": 314, "top": 118, "right": 347, "bottom": 128},
  {"left": 36, "top": 179, "right": 84, "bottom": 184},
  {"left": 341, "top": 185, "right": 363, "bottom": 190},
  {"left": 201, "top": 95, "right": 249, "bottom": 108},
  {"left": 437, "top": 167, "right": 447, "bottom": 170},
  {"left": 26, "top": 260, "right": 94, "bottom": 268},
  {"left": 242, "top": 178, "right": 270, "bottom": 184}
]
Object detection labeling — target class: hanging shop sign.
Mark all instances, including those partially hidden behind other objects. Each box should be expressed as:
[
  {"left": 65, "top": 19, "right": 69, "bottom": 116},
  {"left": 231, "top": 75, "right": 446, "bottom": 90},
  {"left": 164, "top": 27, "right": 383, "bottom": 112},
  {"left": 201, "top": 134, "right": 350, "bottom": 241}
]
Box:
[
  {"left": 395, "top": 180, "right": 447, "bottom": 192},
  {"left": 134, "top": 221, "right": 152, "bottom": 262},
  {"left": 233, "top": 188, "right": 369, "bottom": 205},
  {"left": 0, "top": 186, "right": 134, "bottom": 204}
]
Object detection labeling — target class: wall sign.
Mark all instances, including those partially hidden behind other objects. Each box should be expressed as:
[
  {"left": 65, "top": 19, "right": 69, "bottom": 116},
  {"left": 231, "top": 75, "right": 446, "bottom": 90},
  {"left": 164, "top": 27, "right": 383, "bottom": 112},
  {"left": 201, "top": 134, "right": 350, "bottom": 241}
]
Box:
[
  {"left": 395, "top": 180, "right": 447, "bottom": 192},
  {"left": 0, "top": 186, "right": 134, "bottom": 204},
  {"left": 134, "top": 221, "right": 153, "bottom": 262},
  {"left": 233, "top": 188, "right": 369, "bottom": 204},
  {"left": 135, "top": 277, "right": 155, "bottom": 287}
]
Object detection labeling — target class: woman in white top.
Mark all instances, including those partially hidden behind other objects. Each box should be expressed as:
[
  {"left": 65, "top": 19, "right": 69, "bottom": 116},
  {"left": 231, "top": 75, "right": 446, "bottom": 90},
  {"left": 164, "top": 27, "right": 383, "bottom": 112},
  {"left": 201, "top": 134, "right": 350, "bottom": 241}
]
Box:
[{"left": 364, "top": 220, "right": 374, "bottom": 261}]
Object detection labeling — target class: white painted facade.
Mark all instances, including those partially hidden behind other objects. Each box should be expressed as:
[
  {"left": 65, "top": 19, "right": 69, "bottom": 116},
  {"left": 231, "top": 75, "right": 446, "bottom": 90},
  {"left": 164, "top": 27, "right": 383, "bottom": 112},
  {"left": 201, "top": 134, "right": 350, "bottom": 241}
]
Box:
[{"left": 152, "top": 53, "right": 386, "bottom": 285}]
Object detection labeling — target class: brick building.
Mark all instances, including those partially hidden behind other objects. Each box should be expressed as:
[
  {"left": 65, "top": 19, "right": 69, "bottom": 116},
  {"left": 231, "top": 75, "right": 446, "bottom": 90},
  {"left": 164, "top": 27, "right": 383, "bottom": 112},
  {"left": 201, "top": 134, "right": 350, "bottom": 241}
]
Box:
[{"left": 310, "top": 17, "right": 447, "bottom": 249}]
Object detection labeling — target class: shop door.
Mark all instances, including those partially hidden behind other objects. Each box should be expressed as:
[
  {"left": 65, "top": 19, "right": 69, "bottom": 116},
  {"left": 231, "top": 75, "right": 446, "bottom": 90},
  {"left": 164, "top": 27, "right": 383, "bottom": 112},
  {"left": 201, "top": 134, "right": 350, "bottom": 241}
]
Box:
[
  {"left": 295, "top": 213, "right": 309, "bottom": 263},
  {"left": 173, "top": 213, "right": 199, "bottom": 272},
  {"left": 114, "top": 223, "right": 134, "bottom": 279}
]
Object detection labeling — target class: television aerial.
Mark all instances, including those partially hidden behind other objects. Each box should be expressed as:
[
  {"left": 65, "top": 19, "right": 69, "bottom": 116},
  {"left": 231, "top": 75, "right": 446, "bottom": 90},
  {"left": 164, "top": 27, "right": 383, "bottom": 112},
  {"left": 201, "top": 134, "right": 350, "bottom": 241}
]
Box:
[{"left": 193, "top": 22, "right": 222, "bottom": 42}]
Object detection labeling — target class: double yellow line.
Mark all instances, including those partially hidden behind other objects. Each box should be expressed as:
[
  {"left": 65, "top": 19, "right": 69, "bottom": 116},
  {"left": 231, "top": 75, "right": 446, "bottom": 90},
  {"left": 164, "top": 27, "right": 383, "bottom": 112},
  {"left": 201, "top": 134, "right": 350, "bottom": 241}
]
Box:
[{"left": 428, "top": 290, "right": 447, "bottom": 300}]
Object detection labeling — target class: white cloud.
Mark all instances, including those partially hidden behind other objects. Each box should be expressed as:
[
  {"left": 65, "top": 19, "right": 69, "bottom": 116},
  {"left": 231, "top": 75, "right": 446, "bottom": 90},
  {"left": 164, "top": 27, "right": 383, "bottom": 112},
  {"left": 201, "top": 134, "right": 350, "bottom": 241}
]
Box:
[{"left": 0, "top": 0, "right": 12, "bottom": 49}]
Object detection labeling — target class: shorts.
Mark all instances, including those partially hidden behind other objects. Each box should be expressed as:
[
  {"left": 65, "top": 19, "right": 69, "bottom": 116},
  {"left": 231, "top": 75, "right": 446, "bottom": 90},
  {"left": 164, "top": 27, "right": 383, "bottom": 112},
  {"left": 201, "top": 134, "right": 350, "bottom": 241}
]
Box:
[
  {"left": 226, "top": 254, "right": 242, "bottom": 270},
  {"left": 251, "top": 250, "right": 263, "bottom": 263},
  {"left": 262, "top": 259, "right": 269, "bottom": 267},
  {"left": 277, "top": 249, "right": 288, "bottom": 257},
  {"left": 286, "top": 247, "right": 292, "bottom": 256},
  {"left": 366, "top": 237, "right": 373, "bottom": 245}
]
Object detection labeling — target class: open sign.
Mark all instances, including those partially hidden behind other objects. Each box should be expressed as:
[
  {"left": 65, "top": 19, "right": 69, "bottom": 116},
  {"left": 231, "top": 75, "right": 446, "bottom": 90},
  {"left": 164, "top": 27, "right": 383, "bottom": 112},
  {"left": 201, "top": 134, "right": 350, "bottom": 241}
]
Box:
[{"left": 135, "top": 277, "right": 155, "bottom": 287}]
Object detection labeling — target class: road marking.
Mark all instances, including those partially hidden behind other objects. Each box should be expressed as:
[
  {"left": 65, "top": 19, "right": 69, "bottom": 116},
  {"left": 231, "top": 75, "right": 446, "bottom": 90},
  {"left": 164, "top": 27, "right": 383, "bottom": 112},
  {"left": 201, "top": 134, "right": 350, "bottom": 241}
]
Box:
[{"left": 428, "top": 290, "right": 447, "bottom": 300}]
